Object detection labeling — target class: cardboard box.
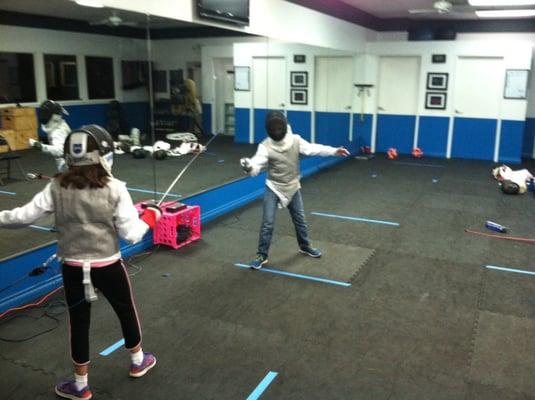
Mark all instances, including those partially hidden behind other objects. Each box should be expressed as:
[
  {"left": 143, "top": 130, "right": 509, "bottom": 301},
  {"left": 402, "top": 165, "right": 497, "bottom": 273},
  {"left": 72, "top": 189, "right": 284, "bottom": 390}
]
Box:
[
  {"left": 0, "top": 129, "right": 17, "bottom": 152},
  {"left": 2, "top": 114, "right": 37, "bottom": 131},
  {"left": 15, "top": 129, "right": 36, "bottom": 150},
  {"left": 1, "top": 107, "right": 36, "bottom": 117}
]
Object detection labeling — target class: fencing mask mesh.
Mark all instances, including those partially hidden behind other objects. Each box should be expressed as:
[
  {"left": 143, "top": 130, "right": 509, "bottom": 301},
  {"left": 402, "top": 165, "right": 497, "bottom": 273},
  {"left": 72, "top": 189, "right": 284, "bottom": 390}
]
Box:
[{"left": 265, "top": 111, "right": 287, "bottom": 142}]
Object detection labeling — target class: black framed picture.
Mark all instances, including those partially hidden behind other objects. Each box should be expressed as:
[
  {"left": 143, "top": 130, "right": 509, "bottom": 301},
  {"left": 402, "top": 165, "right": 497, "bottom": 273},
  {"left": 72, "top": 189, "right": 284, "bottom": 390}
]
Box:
[
  {"left": 425, "top": 92, "right": 447, "bottom": 110},
  {"left": 290, "top": 89, "right": 307, "bottom": 105},
  {"left": 290, "top": 71, "right": 308, "bottom": 87},
  {"left": 427, "top": 72, "right": 448, "bottom": 90}
]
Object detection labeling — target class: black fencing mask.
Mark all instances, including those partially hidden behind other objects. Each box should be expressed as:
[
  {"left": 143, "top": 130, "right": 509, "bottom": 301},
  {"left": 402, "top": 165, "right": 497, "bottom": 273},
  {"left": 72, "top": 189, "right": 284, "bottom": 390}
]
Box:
[{"left": 265, "top": 111, "right": 287, "bottom": 141}]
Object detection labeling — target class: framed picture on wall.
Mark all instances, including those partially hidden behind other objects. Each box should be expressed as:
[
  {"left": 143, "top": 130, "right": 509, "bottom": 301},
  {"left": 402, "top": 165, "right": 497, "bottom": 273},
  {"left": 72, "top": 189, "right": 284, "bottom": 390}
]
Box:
[
  {"left": 504, "top": 69, "right": 529, "bottom": 99},
  {"left": 291, "top": 71, "right": 308, "bottom": 87},
  {"left": 291, "top": 89, "right": 308, "bottom": 105},
  {"left": 427, "top": 72, "right": 448, "bottom": 90},
  {"left": 234, "top": 66, "right": 250, "bottom": 91},
  {"left": 425, "top": 92, "right": 447, "bottom": 110}
]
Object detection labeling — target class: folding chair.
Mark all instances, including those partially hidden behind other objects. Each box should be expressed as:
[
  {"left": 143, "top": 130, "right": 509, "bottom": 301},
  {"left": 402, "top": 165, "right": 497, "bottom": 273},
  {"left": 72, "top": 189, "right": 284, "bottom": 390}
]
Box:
[{"left": 0, "top": 134, "right": 26, "bottom": 185}]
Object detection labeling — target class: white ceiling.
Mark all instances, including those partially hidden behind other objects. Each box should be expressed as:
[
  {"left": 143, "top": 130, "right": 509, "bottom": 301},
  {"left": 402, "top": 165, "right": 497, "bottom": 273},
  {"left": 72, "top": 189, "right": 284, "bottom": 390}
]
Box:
[
  {"left": 338, "top": 0, "right": 520, "bottom": 20},
  {"left": 0, "top": 0, "right": 194, "bottom": 28}
]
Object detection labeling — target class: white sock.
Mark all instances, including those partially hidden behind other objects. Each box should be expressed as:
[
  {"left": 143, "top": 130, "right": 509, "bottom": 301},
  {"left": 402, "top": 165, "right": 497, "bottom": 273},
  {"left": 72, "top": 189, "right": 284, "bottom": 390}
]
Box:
[
  {"left": 74, "top": 373, "right": 88, "bottom": 390},
  {"left": 131, "top": 348, "right": 144, "bottom": 365}
]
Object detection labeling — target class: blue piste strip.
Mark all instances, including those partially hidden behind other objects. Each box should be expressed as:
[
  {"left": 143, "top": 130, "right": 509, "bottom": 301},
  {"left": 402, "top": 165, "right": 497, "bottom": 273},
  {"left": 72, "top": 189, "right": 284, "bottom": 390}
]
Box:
[
  {"left": 127, "top": 187, "right": 181, "bottom": 198},
  {"left": 100, "top": 338, "right": 125, "bottom": 356},
  {"left": 0, "top": 190, "right": 16, "bottom": 195},
  {"left": 393, "top": 161, "right": 445, "bottom": 168},
  {"left": 246, "top": 371, "right": 278, "bottom": 400},
  {"left": 485, "top": 265, "right": 535, "bottom": 276},
  {"left": 29, "top": 225, "right": 54, "bottom": 232},
  {"left": 311, "top": 211, "right": 400, "bottom": 227},
  {"left": 234, "top": 263, "right": 351, "bottom": 287}
]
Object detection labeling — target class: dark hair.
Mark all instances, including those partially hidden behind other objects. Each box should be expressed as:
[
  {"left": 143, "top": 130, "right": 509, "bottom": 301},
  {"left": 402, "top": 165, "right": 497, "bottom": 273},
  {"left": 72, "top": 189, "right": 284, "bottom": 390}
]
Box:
[{"left": 56, "top": 134, "right": 110, "bottom": 189}]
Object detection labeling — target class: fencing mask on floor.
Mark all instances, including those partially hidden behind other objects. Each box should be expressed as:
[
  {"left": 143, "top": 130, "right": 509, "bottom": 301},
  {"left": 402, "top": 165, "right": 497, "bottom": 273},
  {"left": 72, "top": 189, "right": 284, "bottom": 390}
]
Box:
[{"left": 265, "top": 111, "right": 287, "bottom": 142}]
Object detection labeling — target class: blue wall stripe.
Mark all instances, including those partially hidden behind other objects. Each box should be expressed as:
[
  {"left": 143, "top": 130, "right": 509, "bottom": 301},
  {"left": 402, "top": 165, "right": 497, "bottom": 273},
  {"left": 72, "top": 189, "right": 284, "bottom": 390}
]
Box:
[
  {"left": 0, "top": 190, "right": 16, "bottom": 195},
  {"left": 451, "top": 117, "right": 496, "bottom": 160},
  {"left": 39, "top": 102, "right": 149, "bottom": 140},
  {"left": 246, "top": 371, "right": 278, "bottom": 400},
  {"left": 234, "top": 107, "right": 250, "bottom": 144},
  {"left": 234, "top": 263, "right": 351, "bottom": 287},
  {"left": 311, "top": 211, "right": 400, "bottom": 226},
  {"left": 499, "top": 120, "right": 524, "bottom": 164},
  {"left": 522, "top": 118, "right": 535, "bottom": 158},
  {"left": 417, "top": 116, "right": 449, "bottom": 158},
  {"left": 287, "top": 110, "right": 311, "bottom": 142},
  {"left": 376, "top": 114, "right": 415, "bottom": 154},
  {"left": 202, "top": 103, "right": 212, "bottom": 134},
  {"left": 315, "top": 112, "right": 350, "bottom": 148},
  {"left": 352, "top": 113, "right": 373, "bottom": 152},
  {"left": 485, "top": 265, "right": 535, "bottom": 276},
  {"left": 253, "top": 109, "right": 270, "bottom": 143},
  {"left": 100, "top": 338, "right": 125, "bottom": 356}
]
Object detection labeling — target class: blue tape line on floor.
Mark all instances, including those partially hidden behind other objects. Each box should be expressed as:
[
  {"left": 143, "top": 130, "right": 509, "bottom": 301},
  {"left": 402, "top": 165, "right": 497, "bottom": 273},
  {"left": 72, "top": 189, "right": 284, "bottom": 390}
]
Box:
[
  {"left": 246, "top": 371, "right": 278, "bottom": 400},
  {"left": 234, "top": 263, "right": 351, "bottom": 287},
  {"left": 393, "top": 161, "right": 445, "bottom": 168},
  {"left": 0, "top": 190, "right": 16, "bottom": 195},
  {"left": 100, "top": 338, "right": 125, "bottom": 356},
  {"left": 485, "top": 265, "right": 535, "bottom": 276},
  {"left": 30, "top": 225, "right": 54, "bottom": 232},
  {"left": 127, "top": 187, "right": 181, "bottom": 198},
  {"left": 311, "top": 212, "right": 400, "bottom": 227}
]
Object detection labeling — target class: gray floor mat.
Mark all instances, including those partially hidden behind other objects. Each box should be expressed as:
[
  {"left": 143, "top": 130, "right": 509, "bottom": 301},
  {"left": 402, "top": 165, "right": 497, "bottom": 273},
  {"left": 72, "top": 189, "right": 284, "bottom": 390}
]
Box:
[
  {"left": 469, "top": 311, "right": 535, "bottom": 396},
  {"left": 259, "top": 238, "right": 375, "bottom": 284}
]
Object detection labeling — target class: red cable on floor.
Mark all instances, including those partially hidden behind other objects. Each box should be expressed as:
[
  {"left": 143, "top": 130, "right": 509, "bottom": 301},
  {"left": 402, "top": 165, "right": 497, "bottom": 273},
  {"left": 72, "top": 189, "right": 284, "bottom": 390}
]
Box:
[
  {"left": 0, "top": 286, "right": 64, "bottom": 319},
  {"left": 464, "top": 229, "right": 535, "bottom": 244}
]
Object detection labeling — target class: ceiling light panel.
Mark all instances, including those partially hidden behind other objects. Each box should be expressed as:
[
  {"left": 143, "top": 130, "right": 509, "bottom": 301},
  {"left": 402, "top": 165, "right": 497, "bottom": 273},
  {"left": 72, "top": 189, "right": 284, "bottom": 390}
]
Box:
[
  {"left": 469, "top": 0, "right": 535, "bottom": 6},
  {"left": 476, "top": 9, "right": 535, "bottom": 17}
]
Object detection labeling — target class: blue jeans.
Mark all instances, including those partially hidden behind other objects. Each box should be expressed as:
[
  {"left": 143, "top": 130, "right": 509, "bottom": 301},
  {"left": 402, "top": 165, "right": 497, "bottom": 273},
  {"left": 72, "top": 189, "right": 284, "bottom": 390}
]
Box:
[{"left": 257, "top": 186, "right": 310, "bottom": 258}]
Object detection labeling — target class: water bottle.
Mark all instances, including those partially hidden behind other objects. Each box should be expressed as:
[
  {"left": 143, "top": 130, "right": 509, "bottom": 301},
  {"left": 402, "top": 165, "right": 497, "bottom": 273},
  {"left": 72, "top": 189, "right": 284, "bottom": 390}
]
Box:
[{"left": 485, "top": 221, "right": 507, "bottom": 233}]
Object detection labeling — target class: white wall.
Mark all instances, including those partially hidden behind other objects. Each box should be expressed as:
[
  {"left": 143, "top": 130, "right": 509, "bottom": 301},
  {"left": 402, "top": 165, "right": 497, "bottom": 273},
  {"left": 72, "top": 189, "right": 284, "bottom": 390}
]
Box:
[
  {"left": 102, "top": 0, "right": 370, "bottom": 53},
  {"left": 363, "top": 40, "right": 531, "bottom": 121},
  {"left": 233, "top": 41, "right": 358, "bottom": 112},
  {"left": 0, "top": 24, "right": 149, "bottom": 107}
]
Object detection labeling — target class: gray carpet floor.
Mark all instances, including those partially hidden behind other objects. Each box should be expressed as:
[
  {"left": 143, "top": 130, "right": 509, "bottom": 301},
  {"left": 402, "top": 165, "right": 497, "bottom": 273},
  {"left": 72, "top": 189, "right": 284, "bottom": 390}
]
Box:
[{"left": 2, "top": 155, "right": 535, "bottom": 399}]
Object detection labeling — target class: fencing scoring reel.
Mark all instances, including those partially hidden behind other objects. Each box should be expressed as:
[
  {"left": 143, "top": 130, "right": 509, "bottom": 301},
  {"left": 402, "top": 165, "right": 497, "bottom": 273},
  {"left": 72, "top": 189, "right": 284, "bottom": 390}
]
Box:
[
  {"left": 387, "top": 148, "right": 398, "bottom": 160},
  {"left": 412, "top": 147, "right": 423, "bottom": 158},
  {"left": 64, "top": 125, "right": 114, "bottom": 175},
  {"left": 176, "top": 224, "right": 192, "bottom": 244}
]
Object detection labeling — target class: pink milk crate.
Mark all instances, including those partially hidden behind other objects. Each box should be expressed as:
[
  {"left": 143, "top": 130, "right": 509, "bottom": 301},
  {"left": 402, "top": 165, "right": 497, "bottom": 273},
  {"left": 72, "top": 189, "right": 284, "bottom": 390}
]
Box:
[{"left": 135, "top": 201, "right": 201, "bottom": 249}]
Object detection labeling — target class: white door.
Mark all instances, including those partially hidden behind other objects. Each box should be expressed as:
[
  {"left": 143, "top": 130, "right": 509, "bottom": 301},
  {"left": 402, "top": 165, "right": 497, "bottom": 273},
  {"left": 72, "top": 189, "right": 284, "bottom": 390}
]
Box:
[
  {"left": 252, "top": 57, "right": 286, "bottom": 142},
  {"left": 213, "top": 58, "right": 234, "bottom": 135},
  {"left": 375, "top": 56, "right": 420, "bottom": 153},
  {"left": 451, "top": 56, "right": 504, "bottom": 160},
  {"left": 314, "top": 56, "right": 354, "bottom": 144}
]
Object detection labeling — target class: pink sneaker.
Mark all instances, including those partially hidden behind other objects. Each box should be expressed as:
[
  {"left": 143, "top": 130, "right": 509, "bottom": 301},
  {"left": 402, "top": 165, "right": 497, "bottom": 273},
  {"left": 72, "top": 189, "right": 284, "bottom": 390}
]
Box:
[
  {"left": 129, "top": 352, "right": 157, "bottom": 378},
  {"left": 54, "top": 380, "right": 92, "bottom": 399}
]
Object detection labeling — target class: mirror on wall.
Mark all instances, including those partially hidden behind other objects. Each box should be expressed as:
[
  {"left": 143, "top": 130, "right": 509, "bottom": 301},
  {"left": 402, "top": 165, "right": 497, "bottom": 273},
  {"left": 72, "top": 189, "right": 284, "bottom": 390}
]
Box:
[{"left": 0, "top": 2, "right": 154, "bottom": 259}]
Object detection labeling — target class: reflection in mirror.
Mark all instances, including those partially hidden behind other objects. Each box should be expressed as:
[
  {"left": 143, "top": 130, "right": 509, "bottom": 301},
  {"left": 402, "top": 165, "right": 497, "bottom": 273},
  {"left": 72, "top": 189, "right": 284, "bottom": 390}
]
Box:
[
  {"left": 0, "top": 1, "right": 154, "bottom": 259},
  {"left": 145, "top": 17, "right": 264, "bottom": 202}
]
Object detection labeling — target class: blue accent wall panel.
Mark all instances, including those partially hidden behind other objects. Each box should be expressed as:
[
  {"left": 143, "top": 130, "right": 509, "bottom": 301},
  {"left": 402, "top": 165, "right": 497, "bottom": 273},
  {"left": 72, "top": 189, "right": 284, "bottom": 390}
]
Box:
[
  {"left": 315, "top": 112, "right": 350, "bottom": 147},
  {"left": 202, "top": 103, "right": 212, "bottom": 134},
  {"left": 234, "top": 107, "right": 250, "bottom": 144},
  {"left": 499, "top": 120, "right": 524, "bottom": 164},
  {"left": 376, "top": 114, "right": 415, "bottom": 154},
  {"left": 522, "top": 118, "right": 535, "bottom": 158},
  {"left": 352, "top": 113, "right": 373, "bottom": 151},
  {"left": 451, "top": 117, "right": 496, "bottom": 161},
  {"left": 253, "top": 108, "right": 269, "bottom": 143},
  {"left": 40, "top": 102, "right": 149, "bottom": 140},
  {"left": 417, "top": 116, "right": 449, "bottom": 158},
  {"left": 287, "top": 111, "right": 311, "bottom": 142}
]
